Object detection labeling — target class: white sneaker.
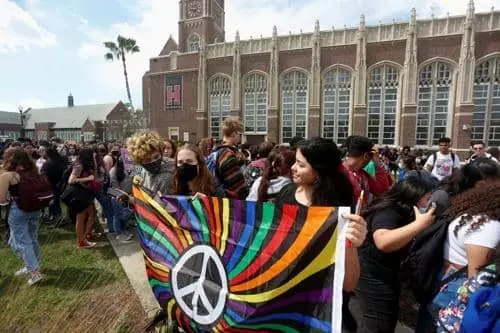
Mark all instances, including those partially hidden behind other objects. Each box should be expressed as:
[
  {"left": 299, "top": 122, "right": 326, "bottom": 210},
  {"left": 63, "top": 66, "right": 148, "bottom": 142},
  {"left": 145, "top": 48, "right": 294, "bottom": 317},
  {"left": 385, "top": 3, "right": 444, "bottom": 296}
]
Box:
[
  {"left": 117, "top": 234, "right": 133, "bottom": 243},
  {"left": 28, "top": 272, "right": 43, "bottom": 286},
  {"left": 14, "top": 267, "right": 29, "bottom": 276}
]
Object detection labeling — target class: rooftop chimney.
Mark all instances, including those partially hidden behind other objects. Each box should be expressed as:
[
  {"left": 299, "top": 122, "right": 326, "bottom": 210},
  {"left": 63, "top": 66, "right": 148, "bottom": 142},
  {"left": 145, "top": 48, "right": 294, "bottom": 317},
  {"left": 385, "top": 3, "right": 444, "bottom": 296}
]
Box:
[{"left": 68, "top": 93, "right": 74, "bottom": 107}]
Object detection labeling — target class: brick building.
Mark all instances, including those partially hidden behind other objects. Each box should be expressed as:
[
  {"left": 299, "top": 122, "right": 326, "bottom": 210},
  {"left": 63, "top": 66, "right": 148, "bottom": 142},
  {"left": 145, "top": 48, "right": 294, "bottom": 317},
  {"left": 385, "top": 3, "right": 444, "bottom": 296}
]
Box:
[
  {"left": 143, "top": 0, "right": 500, "bottom": 155},
  {"left": 0, "top": 111, "right": 22, "bottom": 140},
  {"left": 23, "top": 95, "right": 131, "bottom": 142}
]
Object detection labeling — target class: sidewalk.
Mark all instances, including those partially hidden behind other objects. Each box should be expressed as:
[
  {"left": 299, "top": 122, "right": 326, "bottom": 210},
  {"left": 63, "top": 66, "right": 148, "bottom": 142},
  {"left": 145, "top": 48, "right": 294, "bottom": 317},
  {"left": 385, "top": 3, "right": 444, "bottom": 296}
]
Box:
[{"left": 98, "top": 219, "right": 160, "bottom": 317}]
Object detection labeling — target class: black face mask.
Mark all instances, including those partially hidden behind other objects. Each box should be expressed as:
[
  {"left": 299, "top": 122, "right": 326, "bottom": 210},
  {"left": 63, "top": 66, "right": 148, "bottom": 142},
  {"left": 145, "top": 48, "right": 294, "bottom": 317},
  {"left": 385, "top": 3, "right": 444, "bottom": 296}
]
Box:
[
  {"left": 177, "top": 163, "right": 198, "bottom": 183},
  {"left": 99, "top": 148, "right": 107, "bottom": 154},
  {"left": 111, "top": 150, "right": 120, "bottom": 157},
  {"left": 142, "top": 158, "right": 162, "bottom": 174}
]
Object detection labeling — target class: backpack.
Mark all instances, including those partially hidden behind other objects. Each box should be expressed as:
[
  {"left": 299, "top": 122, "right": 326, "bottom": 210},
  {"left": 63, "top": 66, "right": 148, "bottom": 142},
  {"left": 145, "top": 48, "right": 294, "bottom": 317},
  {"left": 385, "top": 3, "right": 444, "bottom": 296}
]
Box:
[
  {"left": 16, "top": 171, "right": 54, "bottom": 212},
  {"left": 460, "top": 285, "right": 500, "bottom": 333},
  {"left": 431, "top": 152, "right": 456, "bottom": 171},
  {"left": 244, "top": 163, "right": 263, "bottom": 188},
  {"left": 436, "top": 264, "right": 497, "bottom": 332},
  {"left": 205, "top": 147, "right": 226, "bottom": 197},
  {"left": 403, "top": 212, "right": 455, "bottom": 304},
  {"left": 57, "top": 164, "right": 73, "bottom": 193}
]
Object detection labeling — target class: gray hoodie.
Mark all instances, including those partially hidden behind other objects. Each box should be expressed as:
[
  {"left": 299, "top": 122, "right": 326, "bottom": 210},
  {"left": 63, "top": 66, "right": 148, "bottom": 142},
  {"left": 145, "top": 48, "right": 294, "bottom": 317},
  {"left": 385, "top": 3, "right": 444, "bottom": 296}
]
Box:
[
  {"left": 139, "top": 158, "right": 175, "bottom": 197},
  {"left": 247, "top": 176, "right": 292, "bottom": 202}
]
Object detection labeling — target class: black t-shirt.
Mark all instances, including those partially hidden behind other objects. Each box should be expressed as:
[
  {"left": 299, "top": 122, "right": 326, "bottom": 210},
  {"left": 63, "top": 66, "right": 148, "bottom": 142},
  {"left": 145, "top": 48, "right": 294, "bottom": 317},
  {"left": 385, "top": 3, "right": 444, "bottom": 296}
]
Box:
[
  {"left": 359, "top": 207, "right": 412, "bottom": 285},
  {"left": 274, "top": 183, "right": 305, "bottom": 207}
]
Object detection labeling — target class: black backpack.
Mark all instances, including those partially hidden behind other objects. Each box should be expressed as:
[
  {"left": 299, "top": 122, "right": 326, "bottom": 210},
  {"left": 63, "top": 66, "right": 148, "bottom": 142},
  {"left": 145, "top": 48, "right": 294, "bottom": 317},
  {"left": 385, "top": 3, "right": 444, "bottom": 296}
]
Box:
[
  {"left": 430, "top": 152, "right": 456, "bottom": 171},
  {"left": 57, "top": 165, "right": 73, "bottom": 193},
  {"left": 403, "top": 212, "right": 455, "bottom": 304}
]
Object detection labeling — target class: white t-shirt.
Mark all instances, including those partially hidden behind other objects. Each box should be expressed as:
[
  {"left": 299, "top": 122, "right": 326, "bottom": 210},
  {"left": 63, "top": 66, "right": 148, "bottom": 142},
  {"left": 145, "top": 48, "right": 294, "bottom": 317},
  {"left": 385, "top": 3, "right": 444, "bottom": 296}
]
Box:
[
  {"left": 425, "top": 152, "right": 461, "bottom": 181},
  {"left": 443, "top": 214, "right": 500, "bottom": 266}
]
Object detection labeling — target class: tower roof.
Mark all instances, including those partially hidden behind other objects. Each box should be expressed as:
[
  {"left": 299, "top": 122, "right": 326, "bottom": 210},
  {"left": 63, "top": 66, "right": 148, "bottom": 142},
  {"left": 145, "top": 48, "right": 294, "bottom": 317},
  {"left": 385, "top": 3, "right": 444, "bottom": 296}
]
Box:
[{"left": 159, "top": 35, "right": 178, "bottom": 56}]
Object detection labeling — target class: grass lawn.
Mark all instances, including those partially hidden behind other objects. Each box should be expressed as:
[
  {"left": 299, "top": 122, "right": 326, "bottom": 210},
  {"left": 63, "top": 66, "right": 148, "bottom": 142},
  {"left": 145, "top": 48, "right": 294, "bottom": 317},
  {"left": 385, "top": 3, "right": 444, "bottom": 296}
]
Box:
[{"left": 0, "top": 219, "right": 147, "bottom": 333}]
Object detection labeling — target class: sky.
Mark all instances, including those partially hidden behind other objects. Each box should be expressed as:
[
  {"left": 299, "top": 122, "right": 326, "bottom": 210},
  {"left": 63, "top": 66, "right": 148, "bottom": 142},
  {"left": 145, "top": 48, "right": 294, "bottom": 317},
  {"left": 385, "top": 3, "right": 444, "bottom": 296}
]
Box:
[{"left": 0, "top": 0, "right": 496, "bottom": 112}]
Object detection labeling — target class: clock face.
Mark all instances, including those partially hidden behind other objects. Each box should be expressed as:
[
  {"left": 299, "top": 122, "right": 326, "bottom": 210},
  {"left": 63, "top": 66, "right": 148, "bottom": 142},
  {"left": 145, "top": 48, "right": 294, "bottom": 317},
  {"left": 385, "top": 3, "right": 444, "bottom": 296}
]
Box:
[{"left": 186, "top": 0, "right": 202, "bottom": 19}]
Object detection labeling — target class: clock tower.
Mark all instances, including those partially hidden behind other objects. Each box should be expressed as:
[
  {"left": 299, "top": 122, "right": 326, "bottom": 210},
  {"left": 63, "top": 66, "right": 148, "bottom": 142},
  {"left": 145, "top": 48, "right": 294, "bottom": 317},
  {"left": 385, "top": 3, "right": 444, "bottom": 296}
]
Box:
[{"left": 179, "top": 0, "right": 225, "bottom": 53}]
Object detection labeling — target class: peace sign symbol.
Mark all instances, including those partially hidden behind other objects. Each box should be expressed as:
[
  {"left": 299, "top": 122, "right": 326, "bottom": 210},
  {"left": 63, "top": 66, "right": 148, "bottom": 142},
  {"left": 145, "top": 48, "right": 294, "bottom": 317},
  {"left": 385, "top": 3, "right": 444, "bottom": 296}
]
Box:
[{"left": 172, "top": 245, "right": 228, "bottom": 326}]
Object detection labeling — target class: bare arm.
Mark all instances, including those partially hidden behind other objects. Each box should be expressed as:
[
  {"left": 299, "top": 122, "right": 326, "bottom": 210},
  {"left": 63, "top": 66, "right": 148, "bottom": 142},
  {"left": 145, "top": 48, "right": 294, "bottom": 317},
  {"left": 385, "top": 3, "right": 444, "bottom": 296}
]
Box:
[
  {"left": 344, "top": 248, "right": 360, "bottom": 291},
  {"left": 68, "top": 174, "right": 95, "bottom": 185},
  {"left": 0, "top": 172, "right": 15, "bottom": 203},
  {"left": 465, "top": 244, "right": 494, "bottom": 278},
  {"left": 373, "top": 205, "right": 436, "bottom": 253},
  {"left": 342, "top": 213, "right": 368, "bottom": 291}
]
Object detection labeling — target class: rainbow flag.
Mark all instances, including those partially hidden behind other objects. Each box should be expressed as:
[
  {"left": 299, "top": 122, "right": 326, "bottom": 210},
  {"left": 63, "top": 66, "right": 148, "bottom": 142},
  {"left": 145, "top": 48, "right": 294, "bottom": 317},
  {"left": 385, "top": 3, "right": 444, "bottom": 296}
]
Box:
[{"left": 132, "top": 185, "right": 347, "bottom": 333}]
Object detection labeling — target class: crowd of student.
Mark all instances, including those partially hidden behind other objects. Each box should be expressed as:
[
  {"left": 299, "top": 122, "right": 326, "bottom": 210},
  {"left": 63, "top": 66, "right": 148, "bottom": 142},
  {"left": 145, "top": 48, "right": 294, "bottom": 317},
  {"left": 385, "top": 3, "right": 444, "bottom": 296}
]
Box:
[{"left": 1, "top": 117, "right": 499, "bottom": 332}]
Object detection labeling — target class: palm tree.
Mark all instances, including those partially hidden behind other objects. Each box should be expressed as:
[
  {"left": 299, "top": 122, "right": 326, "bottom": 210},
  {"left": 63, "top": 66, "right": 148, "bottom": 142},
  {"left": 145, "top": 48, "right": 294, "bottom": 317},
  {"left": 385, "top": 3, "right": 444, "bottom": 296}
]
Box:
[{"left": 104, "top": 35, "right": 140, "bottom": 110}]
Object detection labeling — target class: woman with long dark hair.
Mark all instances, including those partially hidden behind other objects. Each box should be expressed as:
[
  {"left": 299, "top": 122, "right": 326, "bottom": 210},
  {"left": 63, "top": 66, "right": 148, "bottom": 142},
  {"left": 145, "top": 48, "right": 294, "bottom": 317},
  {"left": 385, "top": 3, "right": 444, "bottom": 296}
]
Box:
[
  {"left": 93, "top": 145, "right": 114, "bottom": 233},
  {"left": 247, "top": 148, "right": 294, "bottom": 202},
  {"left": 68, "top": 147, "right": 98, "bottom": 249},
  {"left": 170, "top": 144, "right": 215, "bottom": 196},
  {"left": 356, "top": 171, "right": 438, "bottom": 333},
  {"left": 109, "top": 149, "right": 133, "bottom": 242},
  {"left": 0, "top": 147, "right": 44, "bottom": 285},
  {"left": 40, "top": 146, "right": 67, "bottom": 223},
  {"left": 275, "top": 137, "right": 367, "bottom": 291}
]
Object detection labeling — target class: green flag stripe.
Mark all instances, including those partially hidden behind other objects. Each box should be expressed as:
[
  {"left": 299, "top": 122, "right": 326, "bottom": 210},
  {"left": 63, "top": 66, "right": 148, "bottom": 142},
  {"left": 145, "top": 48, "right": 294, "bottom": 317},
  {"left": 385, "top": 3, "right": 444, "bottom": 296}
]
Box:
[
  {"left": 224, "top": 315, "right": 298, "bottom": 333},
  {"left": 192, "top": 199, "right": 210, "bottom": 242},
  {"left": 137, "top": 217, "right": 180, "bottom": 258},
  {"left": 149, "top": 278, "right": 170, "bottom": 289},
  {"left": 229, "top": 202, "right": 274, "bottom": 279}
]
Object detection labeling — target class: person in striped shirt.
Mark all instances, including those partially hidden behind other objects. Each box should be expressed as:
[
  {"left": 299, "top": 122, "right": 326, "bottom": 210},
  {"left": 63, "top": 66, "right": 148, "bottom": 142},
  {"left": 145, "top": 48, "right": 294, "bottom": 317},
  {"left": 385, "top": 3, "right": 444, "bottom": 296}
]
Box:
[{"left": 213, "top": 117, "right": 248, "bottom": 199}]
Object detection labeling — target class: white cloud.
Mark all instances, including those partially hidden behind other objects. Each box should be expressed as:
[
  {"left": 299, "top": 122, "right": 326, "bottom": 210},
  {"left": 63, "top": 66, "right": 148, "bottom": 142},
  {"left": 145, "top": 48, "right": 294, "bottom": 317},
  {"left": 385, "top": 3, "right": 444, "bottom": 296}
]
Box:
[
  {"left": 76, "top": 0, "right": 496, "bottom": 108},
  {"left": 0, "top": 97, "right": 50, "bottom": 112},
  {"left": 0, "top": 0, "right": 56, "bottom": 53}
]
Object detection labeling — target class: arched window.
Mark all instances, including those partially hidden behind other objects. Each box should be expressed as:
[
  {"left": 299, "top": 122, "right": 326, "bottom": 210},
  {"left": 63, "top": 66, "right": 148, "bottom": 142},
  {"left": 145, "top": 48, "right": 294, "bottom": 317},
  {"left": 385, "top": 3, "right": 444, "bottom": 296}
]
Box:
[
  {"left": 322, "top": 68, "right": 351, "bottom": 144},
  {"left": 281, "top": 71, "right": 308, "bottom": 142},
  {"left": 472, "top": 57, "right": 500, "bottom": 147},
  {"left": 243, "top": 73, "right": 268, "bottom": 134},
  {"left": 416, "top": 62, "right": 453, "bottom": 146},
  {"left": 187, "top": 34, "right": 200, "bottom": 52},
  {"left": 367, "top": 64, "right": 399, "bottom": 145},
  {"left": 209, "top": 76, "right": 231, "bottom": 139}
]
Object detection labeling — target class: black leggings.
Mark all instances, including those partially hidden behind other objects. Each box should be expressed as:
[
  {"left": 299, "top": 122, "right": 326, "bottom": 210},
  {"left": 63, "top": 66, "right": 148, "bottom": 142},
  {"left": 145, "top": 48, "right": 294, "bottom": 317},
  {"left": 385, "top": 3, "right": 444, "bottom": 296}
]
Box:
[{"left": 356, "top": 276, "right": 400, "bottom": 333}]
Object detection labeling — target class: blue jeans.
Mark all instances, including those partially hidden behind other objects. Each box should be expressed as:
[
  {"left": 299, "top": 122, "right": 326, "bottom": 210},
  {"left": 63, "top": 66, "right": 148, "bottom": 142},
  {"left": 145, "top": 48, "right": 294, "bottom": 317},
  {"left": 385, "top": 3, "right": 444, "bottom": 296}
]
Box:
[
  {"left": 49, "top": 191, "right": 61, "bottom": 218},
  {"left": 8, "top": 204, "right": 42, "bottom": 272},
  {"left": 96, "top": 190, "right": 114, "bottom": 232},
  {"left": 111, "top": 199, "right": 128, "bottom": 234}
]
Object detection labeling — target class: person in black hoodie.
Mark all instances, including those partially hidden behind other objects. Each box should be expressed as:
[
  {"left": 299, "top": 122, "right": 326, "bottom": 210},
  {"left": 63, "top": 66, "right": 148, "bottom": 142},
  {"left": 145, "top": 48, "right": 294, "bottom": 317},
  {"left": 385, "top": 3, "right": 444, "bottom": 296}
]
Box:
[{"left": 41, "top": 146, "right": 68, "bottom": 224}]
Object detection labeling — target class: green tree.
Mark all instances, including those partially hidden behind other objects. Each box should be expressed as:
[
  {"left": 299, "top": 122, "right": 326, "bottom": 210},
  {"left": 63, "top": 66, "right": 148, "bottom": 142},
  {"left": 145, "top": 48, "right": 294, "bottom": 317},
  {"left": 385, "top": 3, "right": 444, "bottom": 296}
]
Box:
[{"left": 104, "top": 35, "right": 140, "bottom": 110}]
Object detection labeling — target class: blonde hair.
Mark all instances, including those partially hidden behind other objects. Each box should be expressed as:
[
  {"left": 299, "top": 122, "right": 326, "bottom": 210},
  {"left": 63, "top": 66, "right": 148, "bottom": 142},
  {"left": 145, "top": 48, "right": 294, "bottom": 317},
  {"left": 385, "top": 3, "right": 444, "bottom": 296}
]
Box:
[
  {"left": 127, "top": 131, "right": 166, "bottom": 164},
  {"left": 222, "top": 117, "right": 243, "bottom": 137}
]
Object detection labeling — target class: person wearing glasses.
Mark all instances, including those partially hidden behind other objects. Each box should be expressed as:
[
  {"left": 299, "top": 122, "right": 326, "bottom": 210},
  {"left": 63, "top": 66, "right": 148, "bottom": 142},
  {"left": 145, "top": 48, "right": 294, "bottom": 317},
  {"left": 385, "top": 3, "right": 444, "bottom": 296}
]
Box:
[
  {"left": 424, "top": 137, "right": 461, "bottom": 181},
  {"left": 467, "top": 141, "right": 498, "bottom": 164}
]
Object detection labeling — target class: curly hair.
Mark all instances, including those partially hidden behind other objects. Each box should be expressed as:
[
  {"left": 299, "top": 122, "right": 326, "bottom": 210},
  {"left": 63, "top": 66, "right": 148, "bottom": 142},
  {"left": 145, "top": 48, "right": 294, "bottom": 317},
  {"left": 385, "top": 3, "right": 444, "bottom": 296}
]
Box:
[
  {"left": 127, "top": 131, "right": 166, "bottom": 164},
  {"left": 450, "top": 180, "right": 500, "bottom": 237},
  {"left": 171, "top": 144, "right": 215, "bottom": 196}
]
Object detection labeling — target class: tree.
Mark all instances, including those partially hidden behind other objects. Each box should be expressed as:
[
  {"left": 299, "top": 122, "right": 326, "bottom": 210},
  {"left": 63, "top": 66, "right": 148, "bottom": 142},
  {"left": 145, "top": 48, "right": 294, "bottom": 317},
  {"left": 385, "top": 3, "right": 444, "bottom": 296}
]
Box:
[{"left": 104, "top": 35, "right": 140, "bottom": 110}]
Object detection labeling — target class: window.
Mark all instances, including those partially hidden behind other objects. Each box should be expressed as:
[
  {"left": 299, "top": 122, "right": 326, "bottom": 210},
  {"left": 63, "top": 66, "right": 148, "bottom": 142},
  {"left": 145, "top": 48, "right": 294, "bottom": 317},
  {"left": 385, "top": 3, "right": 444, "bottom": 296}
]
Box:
[
  {"left": 322, "top": 68, "right": 351, "bottom": 144},
  {"left": 472, "top": 57, "right": 500, "bottom": 147},
  {"left": 187, "top": 34, "right": 200, "bottom": 53},
  {"left": 209, "top": 76, "right": 231, "bottom": 139},
  {"left": 416, "top": 62, "right": 453, "bottom": 146},
  {"left": 367, "top": 64, "right": 399, "bottom": 145},
  {"left": 281, "top": 71, "right": 308, "bottom": 142},
  {"left": 244, "top": 73, "right": 268, "bottom": 134}
]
